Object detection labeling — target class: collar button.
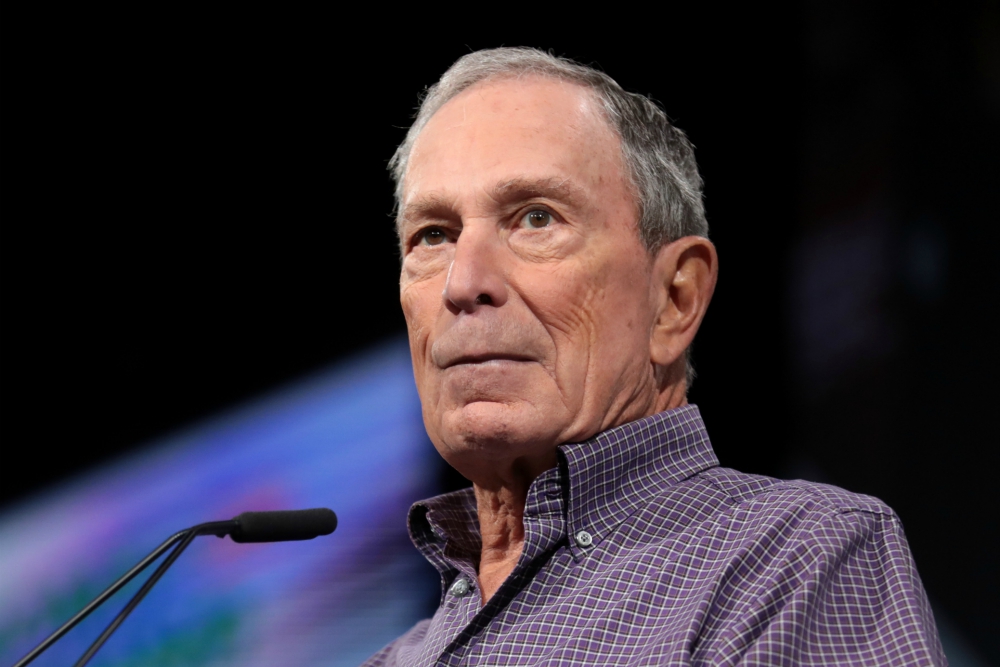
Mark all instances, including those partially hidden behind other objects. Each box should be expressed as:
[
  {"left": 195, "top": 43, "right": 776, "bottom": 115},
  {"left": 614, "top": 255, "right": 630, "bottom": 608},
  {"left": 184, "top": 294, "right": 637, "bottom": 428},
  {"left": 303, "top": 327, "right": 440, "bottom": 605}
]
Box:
[
  {"left": 575, "top": 530, "right": 594, "bottom": 548},
  {"left": 448, "top": 576, "right": 473, "bottom": 597}
]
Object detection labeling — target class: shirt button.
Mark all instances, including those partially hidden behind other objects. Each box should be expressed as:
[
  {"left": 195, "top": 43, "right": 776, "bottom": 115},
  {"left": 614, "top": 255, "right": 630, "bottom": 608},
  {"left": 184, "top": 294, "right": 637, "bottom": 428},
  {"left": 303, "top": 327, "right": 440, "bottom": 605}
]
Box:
[
  {"left": 448, "top": 577, "right": 472, "bottom": 597},
  {"left": 575, "top": 530, "right": 594, "bottom": 548}
]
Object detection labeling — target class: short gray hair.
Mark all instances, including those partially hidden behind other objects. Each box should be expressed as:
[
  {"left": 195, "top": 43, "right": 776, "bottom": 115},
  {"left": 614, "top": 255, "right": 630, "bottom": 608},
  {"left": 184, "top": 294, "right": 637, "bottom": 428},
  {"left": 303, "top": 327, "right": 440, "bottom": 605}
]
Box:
[
  {"left": 388, "top": 46, "right": 709, "bottom": 251},
  {"left": 389, "top": 47, "right": 708, "bottom": 386}
]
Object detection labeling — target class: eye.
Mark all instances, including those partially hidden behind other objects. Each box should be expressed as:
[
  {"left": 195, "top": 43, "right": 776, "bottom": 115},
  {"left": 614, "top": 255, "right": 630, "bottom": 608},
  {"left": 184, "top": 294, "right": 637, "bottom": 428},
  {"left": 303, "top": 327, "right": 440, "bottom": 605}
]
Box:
[
  {"left": 521, "top": 210, "right": 553, "bottom": 229},
  {"left": 417, "top": 227, "right": 448, "bottom": 246}
]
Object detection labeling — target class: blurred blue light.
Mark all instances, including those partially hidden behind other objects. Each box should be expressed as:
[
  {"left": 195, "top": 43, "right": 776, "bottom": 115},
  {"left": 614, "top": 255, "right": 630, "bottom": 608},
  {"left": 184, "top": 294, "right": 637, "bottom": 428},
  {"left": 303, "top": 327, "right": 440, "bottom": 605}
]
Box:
[{"left": 0, "top": 337, "right": 439, "bottom": 666}]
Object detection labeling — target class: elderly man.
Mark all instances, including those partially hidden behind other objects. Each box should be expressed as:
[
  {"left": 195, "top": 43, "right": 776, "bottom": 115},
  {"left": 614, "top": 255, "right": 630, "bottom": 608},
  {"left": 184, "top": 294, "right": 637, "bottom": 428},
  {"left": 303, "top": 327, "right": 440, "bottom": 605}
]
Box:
[{"left": 365, "top": 48, "right": 944, "bottom": 666}]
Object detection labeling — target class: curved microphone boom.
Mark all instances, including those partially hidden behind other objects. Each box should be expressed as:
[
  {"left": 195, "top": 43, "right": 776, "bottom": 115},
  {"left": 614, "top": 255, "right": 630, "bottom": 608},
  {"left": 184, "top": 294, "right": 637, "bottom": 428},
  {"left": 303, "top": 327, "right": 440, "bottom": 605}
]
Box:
[{"left": 14, "top": 508, "right": 337, "bottom": 667}]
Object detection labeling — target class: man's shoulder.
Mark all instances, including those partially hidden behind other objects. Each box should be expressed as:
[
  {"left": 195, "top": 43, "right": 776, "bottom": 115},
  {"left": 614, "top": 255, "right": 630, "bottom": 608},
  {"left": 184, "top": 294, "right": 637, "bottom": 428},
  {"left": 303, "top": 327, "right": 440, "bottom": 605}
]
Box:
[
  {"left": 695, "top": 466, "right": 895, "bottom": 518},
  {"left": 635, "top": 465, "right": 900, "bottom": 551},
  {"left": 625, "top": 466, "right": 911, "bottom": 583}
]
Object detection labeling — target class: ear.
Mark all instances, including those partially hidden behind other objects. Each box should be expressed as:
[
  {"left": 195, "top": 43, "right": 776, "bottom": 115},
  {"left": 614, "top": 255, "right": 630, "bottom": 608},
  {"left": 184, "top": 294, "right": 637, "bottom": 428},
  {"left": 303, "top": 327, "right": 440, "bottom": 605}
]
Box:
[{"left": 649, "top": 236, "right": 718, "bottom": 371}]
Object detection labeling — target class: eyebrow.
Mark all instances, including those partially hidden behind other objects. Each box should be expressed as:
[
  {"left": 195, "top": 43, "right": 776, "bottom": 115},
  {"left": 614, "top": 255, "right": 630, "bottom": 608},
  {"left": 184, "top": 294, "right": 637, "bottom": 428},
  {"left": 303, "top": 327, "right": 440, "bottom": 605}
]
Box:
[
  {"left": 397, "top": 193, "right": 458, "bottom": 232},
  {"left": 487, "top": 176, "right": 590, "bottom": 210},
  {"left": 398, "top": 176, "right": 590, "bottom": 232}
]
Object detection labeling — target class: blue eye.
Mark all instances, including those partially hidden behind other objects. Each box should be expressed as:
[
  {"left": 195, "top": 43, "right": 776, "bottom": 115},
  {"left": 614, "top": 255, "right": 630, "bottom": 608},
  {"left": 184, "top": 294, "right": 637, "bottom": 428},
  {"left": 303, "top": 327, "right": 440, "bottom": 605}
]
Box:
[
  {"left": 419, "top": 228, "right": 447, "bottom": 246},
  {"left": 522, "top": 210, "right": 552, "bottom": 229}
]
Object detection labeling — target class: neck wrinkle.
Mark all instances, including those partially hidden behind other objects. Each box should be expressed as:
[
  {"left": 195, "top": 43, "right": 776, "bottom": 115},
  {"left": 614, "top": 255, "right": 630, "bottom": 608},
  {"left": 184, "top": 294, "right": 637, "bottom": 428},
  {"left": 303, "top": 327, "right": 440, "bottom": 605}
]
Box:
[{"left": 474, "top": 481, "right": 528, "bottom": 570}]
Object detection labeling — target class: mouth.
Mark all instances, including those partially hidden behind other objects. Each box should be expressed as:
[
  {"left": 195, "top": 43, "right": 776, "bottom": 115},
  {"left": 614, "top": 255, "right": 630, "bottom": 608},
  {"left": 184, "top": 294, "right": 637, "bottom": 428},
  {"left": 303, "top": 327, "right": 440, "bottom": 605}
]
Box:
[{"left": 442, "top": 353, "right": 534, "bottom": 369}]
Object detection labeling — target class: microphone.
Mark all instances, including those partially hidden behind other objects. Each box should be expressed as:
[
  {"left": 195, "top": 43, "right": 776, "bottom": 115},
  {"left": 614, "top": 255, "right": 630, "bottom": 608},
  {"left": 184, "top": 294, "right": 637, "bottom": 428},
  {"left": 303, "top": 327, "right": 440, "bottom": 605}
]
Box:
[
  {"left": 230, "top": 508, "right": 337, "bottom": 542},
  {"left": 14, "top": 508, "right": 338, "bottom": 667}
]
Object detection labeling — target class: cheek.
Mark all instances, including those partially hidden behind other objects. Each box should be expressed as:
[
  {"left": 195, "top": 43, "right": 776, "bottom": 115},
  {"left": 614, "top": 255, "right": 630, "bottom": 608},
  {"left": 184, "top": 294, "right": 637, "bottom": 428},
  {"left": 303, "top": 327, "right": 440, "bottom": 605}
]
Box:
[
  {"left": 531, "top": 253, "right": 652, "bottom": 358},
  {"left": 400, "top": 270, "right": 449, "bottom": 405},
  {"left": 400, "top": 286, "right": 434, "bottom": 356},
  {"left": 525, "top": 262, "right": 613, "bottom": 340},
  {"left": 400, "top": 252, "right": 449, "bottom": 324},
  {"left": 401, "top": 246, "right": 452, "bottom": 284},
  {"left": 592, "top": 260, "right": 655, "bottom": 360}
]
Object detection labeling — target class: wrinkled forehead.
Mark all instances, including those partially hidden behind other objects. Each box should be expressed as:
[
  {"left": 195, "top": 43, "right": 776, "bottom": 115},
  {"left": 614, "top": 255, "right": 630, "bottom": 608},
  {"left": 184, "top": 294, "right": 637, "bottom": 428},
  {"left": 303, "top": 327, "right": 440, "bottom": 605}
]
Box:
[{"left": 401, "top": 76, "right": 629, "bottom": 214}]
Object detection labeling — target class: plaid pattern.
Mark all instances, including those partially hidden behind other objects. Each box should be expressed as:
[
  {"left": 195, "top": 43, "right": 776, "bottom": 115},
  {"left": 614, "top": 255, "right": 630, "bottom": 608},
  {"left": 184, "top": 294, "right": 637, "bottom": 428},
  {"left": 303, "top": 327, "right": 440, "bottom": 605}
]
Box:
[{"left": 363, "top": 405, "right": 945, "bottom": 666}]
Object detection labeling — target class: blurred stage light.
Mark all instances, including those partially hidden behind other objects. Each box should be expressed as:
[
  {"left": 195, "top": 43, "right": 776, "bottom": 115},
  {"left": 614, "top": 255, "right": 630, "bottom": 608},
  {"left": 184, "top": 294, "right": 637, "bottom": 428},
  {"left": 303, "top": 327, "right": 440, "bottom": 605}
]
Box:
[{"left": 0, "top": 338, "right": 439, "bottom": 666}]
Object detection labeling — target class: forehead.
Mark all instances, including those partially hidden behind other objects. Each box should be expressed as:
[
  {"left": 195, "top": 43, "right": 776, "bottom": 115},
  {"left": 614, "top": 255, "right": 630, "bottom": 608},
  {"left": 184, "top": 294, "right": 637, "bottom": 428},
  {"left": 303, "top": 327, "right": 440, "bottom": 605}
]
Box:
[{"left": 402, "top": 76, "right": 628, "bottom": 210}]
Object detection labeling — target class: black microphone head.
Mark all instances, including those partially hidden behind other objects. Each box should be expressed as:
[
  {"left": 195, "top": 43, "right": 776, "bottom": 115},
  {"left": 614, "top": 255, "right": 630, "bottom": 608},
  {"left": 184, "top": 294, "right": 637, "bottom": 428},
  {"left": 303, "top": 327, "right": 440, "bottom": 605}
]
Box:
[{"left": 230, "top": 508, "right": 337, "bottom": 543}]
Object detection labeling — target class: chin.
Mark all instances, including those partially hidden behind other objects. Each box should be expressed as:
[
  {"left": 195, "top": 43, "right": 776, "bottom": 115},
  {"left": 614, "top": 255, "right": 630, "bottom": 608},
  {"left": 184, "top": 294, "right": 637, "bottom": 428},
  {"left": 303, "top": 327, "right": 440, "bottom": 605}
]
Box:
[{"left": 439, "top": 400, "right": 560, "bottom": 459}]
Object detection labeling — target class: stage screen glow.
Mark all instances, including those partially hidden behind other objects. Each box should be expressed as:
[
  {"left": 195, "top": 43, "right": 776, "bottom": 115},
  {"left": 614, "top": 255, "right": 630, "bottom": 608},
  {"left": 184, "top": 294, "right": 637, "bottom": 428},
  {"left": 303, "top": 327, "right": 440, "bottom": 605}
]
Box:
[{"left": 0, "top": 338, "right": 440, "bottom": 666}]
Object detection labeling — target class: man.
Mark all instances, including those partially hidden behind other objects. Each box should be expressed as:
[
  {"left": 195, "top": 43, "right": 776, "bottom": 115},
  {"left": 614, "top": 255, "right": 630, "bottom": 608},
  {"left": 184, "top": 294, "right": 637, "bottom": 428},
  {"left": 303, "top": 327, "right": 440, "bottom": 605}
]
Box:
[{"left": 365, "top": 47, "right": 945, "bottom": 666}]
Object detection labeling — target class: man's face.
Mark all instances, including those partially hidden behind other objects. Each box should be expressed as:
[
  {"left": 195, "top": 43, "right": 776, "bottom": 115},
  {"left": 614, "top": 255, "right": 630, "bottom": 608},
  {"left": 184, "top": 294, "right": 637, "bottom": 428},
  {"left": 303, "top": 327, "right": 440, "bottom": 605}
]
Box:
[{"left": 399, "top": 77, "right": 663, "bottom": 481}]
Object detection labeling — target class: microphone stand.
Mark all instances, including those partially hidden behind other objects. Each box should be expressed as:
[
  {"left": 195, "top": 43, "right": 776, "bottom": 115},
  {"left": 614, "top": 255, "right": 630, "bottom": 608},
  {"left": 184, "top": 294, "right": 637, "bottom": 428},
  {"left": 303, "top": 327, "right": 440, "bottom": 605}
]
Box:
[
  {"left": 14, "top": 508, "right": 335, "bottom": 667},
  {"left": 14, "top": 520, "right": 237, "bottom": 667}
]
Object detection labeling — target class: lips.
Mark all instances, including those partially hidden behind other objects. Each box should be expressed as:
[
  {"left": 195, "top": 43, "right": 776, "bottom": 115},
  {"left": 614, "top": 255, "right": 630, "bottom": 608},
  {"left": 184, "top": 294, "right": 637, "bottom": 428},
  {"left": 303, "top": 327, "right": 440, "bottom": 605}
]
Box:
[{"left": 442, "top": 353, "right": 534, "bottom": 369}]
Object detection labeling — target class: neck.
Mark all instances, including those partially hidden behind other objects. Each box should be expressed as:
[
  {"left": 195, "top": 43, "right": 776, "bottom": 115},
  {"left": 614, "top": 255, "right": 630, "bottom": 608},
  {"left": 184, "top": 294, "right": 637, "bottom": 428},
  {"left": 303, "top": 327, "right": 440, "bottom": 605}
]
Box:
[
  {"left": 471, "top": 450, "right": 555, "bottom": 603},
  {"left": 473, "top": 483, "right": 526, "bottom": 603},
  {"left": 469, "top": 374, "right": 688, "bottom": 603}
]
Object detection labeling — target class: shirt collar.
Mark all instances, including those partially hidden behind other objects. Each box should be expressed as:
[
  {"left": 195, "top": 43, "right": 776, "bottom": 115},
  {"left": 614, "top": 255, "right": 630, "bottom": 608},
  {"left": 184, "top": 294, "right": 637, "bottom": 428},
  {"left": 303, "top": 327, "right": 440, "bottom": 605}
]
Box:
[
  {"left": 557, "top": 403, "right": 718, "bottom": 558},
  {"left": 408, "top": 404, "right": 718, "bottom": 571}
]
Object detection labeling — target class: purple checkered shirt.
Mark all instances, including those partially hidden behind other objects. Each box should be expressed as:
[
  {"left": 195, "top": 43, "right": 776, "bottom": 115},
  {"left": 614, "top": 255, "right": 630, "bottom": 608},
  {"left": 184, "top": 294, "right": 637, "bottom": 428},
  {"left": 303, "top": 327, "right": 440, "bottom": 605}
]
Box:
[{"left": 363, "top": 405, "right": 945, "bottom": 666}]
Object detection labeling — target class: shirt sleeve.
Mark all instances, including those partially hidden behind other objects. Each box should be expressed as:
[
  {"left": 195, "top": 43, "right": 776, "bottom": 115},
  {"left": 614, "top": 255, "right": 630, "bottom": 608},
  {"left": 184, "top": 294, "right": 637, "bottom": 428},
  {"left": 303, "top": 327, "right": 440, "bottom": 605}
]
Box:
[{"left": 724, "top": 509, "right": 947, "bottom": 667}]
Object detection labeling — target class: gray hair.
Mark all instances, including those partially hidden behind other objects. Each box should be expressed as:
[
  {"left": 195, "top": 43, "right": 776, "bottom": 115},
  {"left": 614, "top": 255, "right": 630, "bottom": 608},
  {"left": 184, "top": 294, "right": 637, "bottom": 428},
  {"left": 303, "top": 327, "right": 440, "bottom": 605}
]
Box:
[
  {"left": 388, "top": 46, "right": 709, "bottom": 250},
  {"left": 389, "top": 47, "right": 708, "bottom": 385}
]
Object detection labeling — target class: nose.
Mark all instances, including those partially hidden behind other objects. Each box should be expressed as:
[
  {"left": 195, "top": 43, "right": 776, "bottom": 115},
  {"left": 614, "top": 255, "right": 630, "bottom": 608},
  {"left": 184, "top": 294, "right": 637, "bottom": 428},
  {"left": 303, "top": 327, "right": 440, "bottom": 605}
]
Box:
[{"left": 443, "top": 224, "right": 508, "bottom": 313}]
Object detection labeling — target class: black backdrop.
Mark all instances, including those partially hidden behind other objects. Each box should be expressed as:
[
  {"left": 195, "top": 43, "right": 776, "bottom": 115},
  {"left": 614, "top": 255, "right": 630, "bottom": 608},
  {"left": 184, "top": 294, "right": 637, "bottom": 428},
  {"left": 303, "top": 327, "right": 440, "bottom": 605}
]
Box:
[{"left": 3, "top": 2, "right": 998, "bottom": 661}]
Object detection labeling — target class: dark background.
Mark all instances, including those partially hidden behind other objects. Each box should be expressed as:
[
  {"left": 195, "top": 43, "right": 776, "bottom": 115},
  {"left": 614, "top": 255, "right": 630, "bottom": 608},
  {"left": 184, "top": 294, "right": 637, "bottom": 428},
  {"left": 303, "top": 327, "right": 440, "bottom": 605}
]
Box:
[{"left": 3, "top": 2, "right": 998, "bottom": 662}]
